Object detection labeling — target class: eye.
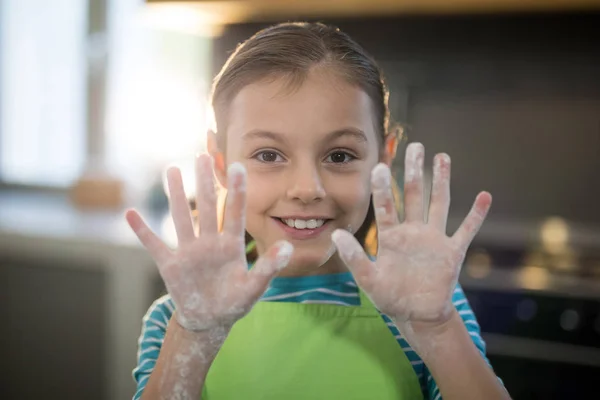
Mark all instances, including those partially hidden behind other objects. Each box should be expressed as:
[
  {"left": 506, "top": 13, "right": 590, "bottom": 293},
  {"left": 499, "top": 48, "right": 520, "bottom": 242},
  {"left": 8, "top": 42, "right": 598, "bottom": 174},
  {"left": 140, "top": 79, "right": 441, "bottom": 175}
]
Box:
[
  {"left": 325, "top": 151, "right": 355, "bottom": 164},
  {"left": 254, "top": 150, "right": 284, "bottom": 163}
]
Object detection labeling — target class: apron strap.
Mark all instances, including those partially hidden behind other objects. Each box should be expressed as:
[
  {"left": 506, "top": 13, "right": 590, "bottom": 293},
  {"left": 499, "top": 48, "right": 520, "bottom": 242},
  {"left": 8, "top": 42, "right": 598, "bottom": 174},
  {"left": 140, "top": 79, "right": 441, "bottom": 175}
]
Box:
[{"left": 358, "top": 288, "right": 381, "bottom": 315}]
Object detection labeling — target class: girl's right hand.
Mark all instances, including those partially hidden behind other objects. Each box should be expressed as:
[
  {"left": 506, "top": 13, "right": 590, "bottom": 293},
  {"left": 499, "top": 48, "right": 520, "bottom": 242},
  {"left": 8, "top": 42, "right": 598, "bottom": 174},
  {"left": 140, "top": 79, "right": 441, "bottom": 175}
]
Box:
[{"left": 126, "top": 153, "right": 294, "bottom": 332}]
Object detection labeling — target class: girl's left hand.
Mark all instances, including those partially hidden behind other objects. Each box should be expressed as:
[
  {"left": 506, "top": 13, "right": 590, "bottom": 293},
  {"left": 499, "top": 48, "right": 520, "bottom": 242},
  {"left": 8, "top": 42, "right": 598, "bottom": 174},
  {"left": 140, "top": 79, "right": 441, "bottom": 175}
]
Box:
[{"left": 332, "top": 142, "right": 492, "bottom": 337}]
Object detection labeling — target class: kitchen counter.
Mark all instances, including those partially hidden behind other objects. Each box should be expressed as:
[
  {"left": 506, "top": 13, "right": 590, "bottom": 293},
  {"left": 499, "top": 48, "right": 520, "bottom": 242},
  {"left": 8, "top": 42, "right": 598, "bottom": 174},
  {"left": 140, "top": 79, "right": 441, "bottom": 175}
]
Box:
[{"left": 0, "top": 190, "right": 164, "bottom": 400}]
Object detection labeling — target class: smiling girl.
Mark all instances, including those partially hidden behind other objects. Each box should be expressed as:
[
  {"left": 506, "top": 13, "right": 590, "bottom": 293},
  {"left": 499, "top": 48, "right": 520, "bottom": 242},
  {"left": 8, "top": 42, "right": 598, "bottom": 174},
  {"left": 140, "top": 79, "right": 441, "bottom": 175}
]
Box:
[{"left": 128, "top": 22, "right": 510, "bottom": 400}]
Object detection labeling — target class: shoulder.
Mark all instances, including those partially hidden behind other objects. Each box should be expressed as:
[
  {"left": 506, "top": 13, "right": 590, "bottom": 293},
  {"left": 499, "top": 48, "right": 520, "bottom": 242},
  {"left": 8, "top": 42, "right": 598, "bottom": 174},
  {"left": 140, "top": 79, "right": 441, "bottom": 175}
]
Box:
[
  {"left": 452, "top": 283, "right": 487, "bottom": 352},
  {"left": 133, "top": 295, "right": 175, "bottom": 399},
  {"left": 452, "top": 283, "right": 478, "bottom": 323},
  {"left": 142, "top": 294, "right": 176, "bottom": 330},
  {"left": 133, "top": 295, "right": 175, "bottom": 374},
  {"left": 452, "top": 282, "right": 470, "bottom": 306}
]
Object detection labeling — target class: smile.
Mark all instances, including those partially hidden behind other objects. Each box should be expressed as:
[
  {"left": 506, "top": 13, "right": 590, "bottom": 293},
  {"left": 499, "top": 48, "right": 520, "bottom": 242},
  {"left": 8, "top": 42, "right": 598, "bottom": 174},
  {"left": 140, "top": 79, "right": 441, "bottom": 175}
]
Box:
[
  {"left": 280, "top": 218, "right": 325, "bottom": 229},
  {"left": 272, "top": 217, "right": 332, "bottom": 240}
]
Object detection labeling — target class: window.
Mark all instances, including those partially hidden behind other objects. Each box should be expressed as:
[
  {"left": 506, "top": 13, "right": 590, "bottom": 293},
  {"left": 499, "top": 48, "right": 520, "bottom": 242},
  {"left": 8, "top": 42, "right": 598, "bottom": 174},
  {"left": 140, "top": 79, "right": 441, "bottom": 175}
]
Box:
[
  {"left": 0, "top": 0, "right": 87, "bottom": 186},
  {"left": 104, "top": 0, "right": 212, "bottom": 198},
  {"left": 1, "top": 0, "right": 212, "bottom": 197}
]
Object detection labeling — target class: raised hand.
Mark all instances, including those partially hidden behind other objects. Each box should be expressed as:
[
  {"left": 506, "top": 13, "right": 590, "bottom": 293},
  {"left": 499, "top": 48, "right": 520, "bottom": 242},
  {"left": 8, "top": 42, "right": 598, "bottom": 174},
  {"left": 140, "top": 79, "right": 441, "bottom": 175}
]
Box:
[
  {"left": 332, "top": 143, "right": 491, "bottom": 334},
  {"left": 126, "top": 154, "right": 293, "bottom": 331}
]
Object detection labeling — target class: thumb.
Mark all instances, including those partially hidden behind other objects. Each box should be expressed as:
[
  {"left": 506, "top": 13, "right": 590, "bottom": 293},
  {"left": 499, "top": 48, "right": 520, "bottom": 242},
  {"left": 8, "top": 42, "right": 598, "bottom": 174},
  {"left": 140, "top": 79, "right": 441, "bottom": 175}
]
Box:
[
  {"left": 246, "top": 241, "right": 294, "bottom": 300},
  {"left": 331, "top": 229, "right": 375, "bottom": 285}
]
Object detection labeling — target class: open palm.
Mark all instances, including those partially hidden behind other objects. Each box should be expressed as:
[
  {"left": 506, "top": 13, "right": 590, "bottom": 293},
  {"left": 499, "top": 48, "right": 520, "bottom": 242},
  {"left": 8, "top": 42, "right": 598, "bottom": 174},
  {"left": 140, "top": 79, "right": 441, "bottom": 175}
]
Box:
[
  {"left": 332, "top": 143, "right": 491, "bottom": 328},
  {"left": 126, "top": 154, "right": 293, "bottom": 331}
]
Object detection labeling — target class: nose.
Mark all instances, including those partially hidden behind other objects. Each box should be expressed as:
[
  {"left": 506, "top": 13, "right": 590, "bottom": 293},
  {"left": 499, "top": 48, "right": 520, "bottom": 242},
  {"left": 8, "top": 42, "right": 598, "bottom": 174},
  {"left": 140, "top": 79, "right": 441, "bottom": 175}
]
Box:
[{"left": 286, "top": 162, "right": 326, "bottom": 204}]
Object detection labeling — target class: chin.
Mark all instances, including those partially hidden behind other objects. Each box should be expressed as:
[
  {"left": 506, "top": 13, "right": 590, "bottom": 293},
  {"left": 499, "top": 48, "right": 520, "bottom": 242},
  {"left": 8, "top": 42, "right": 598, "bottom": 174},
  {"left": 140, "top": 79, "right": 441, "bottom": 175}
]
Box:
[
  {"left": 295, "top": 251, "right": 333, "bottom": 267},
  {"left": 278, "top": 245, "right": 337, "bottom": 276}
]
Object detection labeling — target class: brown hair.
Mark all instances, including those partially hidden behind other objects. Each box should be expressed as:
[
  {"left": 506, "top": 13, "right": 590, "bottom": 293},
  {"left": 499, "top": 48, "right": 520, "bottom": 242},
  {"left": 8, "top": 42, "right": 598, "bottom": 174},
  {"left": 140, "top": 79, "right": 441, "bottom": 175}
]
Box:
[{"left": 210, "top": 22, "right": 403, "bottom": 260}]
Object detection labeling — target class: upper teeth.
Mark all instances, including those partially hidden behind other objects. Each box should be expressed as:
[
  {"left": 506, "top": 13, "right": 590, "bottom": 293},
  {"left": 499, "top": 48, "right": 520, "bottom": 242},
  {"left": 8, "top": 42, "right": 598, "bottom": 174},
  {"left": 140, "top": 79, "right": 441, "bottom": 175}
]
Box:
[{"left": 283, "top": 219, "right": 325, "bottom": 229}]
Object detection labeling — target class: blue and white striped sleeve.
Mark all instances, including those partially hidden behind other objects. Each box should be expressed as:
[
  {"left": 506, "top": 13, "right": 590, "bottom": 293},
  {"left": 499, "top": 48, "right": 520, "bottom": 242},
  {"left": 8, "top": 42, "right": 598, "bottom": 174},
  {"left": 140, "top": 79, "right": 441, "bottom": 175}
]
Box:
[
  {"left": 379, "top": 313, "right": 428, "bottom": 396},
  {"left": 132, "top": 295, "right": 175, "bottom": 400},
  {"left": 424, "top": 283, "right": 494, "bottom": 400}
]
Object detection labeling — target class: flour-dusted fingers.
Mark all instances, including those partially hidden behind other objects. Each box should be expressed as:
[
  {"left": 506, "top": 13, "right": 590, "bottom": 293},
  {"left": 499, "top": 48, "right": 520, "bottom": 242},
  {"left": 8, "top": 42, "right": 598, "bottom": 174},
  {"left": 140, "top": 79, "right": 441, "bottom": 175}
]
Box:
[
  {"left": 246, "top": 241, "right": 294, "bottom": 300},
  {"left": 222, "top": 162, "right": 247, "bottom": 239},
  {"left": 195, "top": 153, "right": 219, "bottom": 234},
  {"left": 371, "top": 163, "right": 400, "bottom": 232},
  {"left": 126, "top": 209, "right": 172, "bottom": 266},
  {"left": 332, "top": 229, "right": 375, "bottom": 287},
  {"left": 126, "top": 161, "right": 262, "bottom": 333},
  {"left": 452, "top": 191, "right": 493, "bottom": 250},
  {"left": 403, "top": 142, "right": 426, "bottom": 223},
  {"left": 351, "top": 158, "right": 487, "bottom": 329},
  {"left": 427, "top": 153, "right": 451, "bottom": 232},
  {"left": 166, "top": 167, "right": 196, "bottom": 244}
]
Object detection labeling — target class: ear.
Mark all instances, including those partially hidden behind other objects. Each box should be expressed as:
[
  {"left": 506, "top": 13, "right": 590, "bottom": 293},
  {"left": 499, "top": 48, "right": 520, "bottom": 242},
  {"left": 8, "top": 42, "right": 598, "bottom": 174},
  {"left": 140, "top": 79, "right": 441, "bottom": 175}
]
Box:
[
  {"left": 207, "top": 130, "right": 227, "bottom": 187},
  {"left": 380, "top": 133, "right": 398, "bottom": 167}
]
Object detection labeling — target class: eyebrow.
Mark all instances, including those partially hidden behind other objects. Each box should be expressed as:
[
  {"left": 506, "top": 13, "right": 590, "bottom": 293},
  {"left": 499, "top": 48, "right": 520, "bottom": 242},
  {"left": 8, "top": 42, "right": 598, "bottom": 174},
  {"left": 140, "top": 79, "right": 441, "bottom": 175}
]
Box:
[
  {"left": 242, "top": 129, "right": 287, "bottom": 144},
  {"left": 241, "top": 127, "right": 369, "bottom": 144},
  {"left": 327, "top": 128, "right": 368, "bottom": 143}
]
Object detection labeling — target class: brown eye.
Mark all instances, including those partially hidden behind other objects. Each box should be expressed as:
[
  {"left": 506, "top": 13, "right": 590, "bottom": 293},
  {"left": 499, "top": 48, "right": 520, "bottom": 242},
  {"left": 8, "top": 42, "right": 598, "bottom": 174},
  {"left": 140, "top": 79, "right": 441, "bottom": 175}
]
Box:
[
  {"left": 255, "top": 151, "right": 282, "bottom": 163},
  {"left": 326, "top": 151, "right": 354, "bottom": 164}
]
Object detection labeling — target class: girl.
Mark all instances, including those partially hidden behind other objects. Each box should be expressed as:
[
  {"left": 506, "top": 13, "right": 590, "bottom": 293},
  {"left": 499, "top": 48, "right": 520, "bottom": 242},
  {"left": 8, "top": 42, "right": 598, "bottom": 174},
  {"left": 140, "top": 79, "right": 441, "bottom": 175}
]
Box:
[{"left": 128, "top": 22, "right": 510, "bottom": 400}]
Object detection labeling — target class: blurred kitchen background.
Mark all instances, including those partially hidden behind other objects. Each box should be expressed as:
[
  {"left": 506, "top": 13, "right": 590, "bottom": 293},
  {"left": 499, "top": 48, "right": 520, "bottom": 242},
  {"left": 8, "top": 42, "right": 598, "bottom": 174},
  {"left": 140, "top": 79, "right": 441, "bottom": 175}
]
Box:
[{"left": 1, "top": 0, "right": 600, "bottom": 399}]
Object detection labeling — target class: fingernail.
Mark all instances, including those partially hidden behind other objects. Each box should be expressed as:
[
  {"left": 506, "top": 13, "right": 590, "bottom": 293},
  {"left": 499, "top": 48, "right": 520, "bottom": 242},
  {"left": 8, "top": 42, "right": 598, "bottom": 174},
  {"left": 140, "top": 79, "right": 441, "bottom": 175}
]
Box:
[
  {"left": 331, "top": 229, "right": 344, "bottom": 244},
  {"left": 405, "top": 143, "right": 424, "bottom": 182},
  {"left": 228, "top": 162, "right": 246, "bottom": 174},
  {"left": 227, "top": 162, "right": 247, "bottom": 191},
  {"left": 275, "top": 241, "right": 294, "bottom": 270},
  {"left": 166, "top": 167, "right": 181, "bottom": 185},
  {"left": 434, "top": 153, "right": 450, "bottom": 175},
  {"left": 371, "top": 163, "right": 390, "bottom": 188},
  {"left": 196, "top": 153, "right": 211, "bottom": 174},
  {"left": 331, "top": 230, "right": 356, "bottom": 260}
]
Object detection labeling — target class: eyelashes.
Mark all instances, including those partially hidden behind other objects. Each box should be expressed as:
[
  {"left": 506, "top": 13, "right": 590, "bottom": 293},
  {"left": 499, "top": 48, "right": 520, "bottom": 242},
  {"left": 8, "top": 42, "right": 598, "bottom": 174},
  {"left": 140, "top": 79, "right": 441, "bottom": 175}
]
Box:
[
  {"left": 254, "top": 150, "right": 283, "bottom": 163},
  {"left": 324, "top": 151, "right": 356, "bottom": 164},
  {"left": 251, "top": 149, "right": 358, "bottom": 165}
]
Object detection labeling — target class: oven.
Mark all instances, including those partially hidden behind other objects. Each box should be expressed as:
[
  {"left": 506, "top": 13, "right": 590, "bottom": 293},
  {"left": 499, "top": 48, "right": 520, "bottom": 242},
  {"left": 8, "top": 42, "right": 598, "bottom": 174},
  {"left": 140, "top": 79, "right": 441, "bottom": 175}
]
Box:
[
  {"left": 459, "top": 223, "right": 600, "bottom": 400},
  {"left": 463, "top": 285, "right": 600, "bottom": 399}
]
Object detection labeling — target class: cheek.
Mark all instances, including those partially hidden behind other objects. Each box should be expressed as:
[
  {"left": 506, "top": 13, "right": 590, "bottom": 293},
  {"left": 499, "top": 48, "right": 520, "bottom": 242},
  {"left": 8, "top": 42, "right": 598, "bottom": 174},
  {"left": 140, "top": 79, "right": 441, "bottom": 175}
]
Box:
[
  {"left": 245, "top": 173, "right": 275, "bottom": 212},
  {"left": 352, "top": 187, "right": 373, "bottom": 227},
  {"left": 326, "top": 173, "right": 372, "bottom": 219},
  {"left": 243, "top": 172, "right": 278, "bottom": 237}
]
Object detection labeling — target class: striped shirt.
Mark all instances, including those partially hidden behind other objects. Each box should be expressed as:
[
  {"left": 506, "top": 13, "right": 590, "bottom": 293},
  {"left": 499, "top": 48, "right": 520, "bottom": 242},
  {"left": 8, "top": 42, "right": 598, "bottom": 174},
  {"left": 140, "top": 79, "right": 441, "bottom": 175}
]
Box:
[{"left": 133, "top": 272, "right": 491, "bottom": 400}]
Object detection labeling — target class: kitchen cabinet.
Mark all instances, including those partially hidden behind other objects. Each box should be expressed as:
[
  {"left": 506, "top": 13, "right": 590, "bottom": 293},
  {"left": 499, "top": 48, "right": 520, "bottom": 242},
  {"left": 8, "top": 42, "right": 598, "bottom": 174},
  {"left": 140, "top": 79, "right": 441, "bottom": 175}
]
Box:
[
  {"left": 0, "top": 260, "right": 107, "bottom": 399},
  {"left": 0, "top": 191, "right": 161, "bottom": 400}
]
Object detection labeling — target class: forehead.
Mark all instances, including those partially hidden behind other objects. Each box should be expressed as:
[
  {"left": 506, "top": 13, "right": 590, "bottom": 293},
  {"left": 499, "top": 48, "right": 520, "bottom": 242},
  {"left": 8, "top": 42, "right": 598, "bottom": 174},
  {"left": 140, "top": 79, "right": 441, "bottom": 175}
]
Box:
[{"left": 225, "top": 71, "right": 378, "bottom": 147}]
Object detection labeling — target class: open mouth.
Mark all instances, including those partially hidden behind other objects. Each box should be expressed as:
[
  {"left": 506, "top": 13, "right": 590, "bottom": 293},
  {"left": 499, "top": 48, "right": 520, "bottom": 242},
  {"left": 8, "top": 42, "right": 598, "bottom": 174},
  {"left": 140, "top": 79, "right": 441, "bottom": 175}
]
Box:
[{"left": 273, "top": 217, "right": 331, "bottom": 230}]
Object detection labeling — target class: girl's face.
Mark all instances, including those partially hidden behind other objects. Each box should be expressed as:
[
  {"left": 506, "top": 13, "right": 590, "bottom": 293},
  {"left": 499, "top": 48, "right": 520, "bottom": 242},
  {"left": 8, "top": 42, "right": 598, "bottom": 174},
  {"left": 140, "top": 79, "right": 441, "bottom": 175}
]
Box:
[{"left": 218, "top": 70, "right": 386, "bottom": 276}]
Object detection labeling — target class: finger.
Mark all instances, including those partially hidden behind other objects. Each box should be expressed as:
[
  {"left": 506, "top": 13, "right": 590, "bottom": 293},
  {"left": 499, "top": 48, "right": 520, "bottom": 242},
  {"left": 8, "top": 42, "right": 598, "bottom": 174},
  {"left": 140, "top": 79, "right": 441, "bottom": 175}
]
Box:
[
  {"left": 427, "top": 153, "right": 451, "bottom": 232},
  {"left": 246, "top": 241, "right": 294, "bottom": 300},
  {"left": 371, "top": 163, "right": 400, "bottom": 232},
  {"left": 452, "top": 192, "right": 493, "bottom": 249},
  {"left": 403, "top": 142, "right": 425, "bottom": 223},
  {"left": 331, "top": 229, "right": 375, "bottom": 286},
  {"left": 223, "top": 162, "right": 247, "bottom": 237},
  {"left": 125, "top": 209, "right": 172, "bottom": 265},
  {"left": 166, "top": 167, "right": 196, "bottom": 244},
  {"left": 195, "top": 153, "right": 218, "bottom": 234}
]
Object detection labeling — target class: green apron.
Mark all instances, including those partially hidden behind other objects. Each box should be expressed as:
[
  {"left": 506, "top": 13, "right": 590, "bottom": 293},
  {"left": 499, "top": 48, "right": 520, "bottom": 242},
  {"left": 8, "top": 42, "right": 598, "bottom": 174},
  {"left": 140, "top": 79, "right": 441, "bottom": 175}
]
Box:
[{"left": 202, "top": 289, "right": 423, "bottom": 399}]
